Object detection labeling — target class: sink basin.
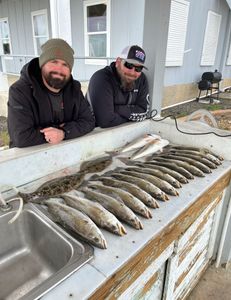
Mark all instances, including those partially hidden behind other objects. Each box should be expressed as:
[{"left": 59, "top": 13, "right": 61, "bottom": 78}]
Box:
[{"left": 0, "top": 202, "right": 94, "bottom": 300}]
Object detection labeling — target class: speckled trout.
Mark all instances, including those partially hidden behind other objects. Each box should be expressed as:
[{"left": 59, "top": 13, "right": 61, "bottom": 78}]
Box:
[
  {"left": 80, "top": 187, "right": 143, "bottom": 230},
  {"left": 44, "top": 198, "right": 107, "bottom": 249},
  {"left": 110, "top": 172, "right": 169, "bottom": 201},
  {"left": 146, "top": 161, "right": 194, "bottom": 180},
  {"left": 152, "top": 157, "right": 205, "bottom": 177},
  {"left": 118, "top": 159, "right": 182, "bottom": 189},
  {"left": 93, "top": 176, "right": 159, "bottom": 209},
  {"left": 62, "top": 191, "right": 126, "bottom": 236},
  {"left": 120, "top": 169, "right": 179, "bottom": 196},
  {"left": 124, "top": 166, "right": 181, "bottom": 192},
  {"left": 159, "top": 153, "right": 212, "bottom": 173},
  {"left": 165, "top": 149, "right": 218, "bottom": 168},
  {"left": 86, "top": 182, "right": 152, "bottom": 219},
  {"left": 141, "top": 163, "right": 189, "bottom": 184},
  {"left": 169, "top": 145, "right": 223, "bottom": 161}
]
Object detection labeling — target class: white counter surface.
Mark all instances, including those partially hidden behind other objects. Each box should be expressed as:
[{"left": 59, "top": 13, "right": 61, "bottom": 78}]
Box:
[{"left": 1, "top": 119, "right": 231, "bottom": 299}]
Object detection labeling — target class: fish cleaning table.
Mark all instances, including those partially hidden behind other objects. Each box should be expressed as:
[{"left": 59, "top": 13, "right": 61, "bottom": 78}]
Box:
[{"left": 0, "top": 119, "right": 231, "bottom": 300}]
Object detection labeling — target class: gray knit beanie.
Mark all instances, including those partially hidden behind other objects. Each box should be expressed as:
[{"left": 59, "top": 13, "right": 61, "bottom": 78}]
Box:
[{"left": 39, "top": 38, "right": 74, "bottom": 70}]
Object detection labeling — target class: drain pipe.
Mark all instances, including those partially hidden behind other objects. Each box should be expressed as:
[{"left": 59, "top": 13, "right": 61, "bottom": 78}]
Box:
[
  {"left": 219, "top": 9, "right": 231, "bottom": 84},
  {"left": 215, "top": 187, "right": 231, "bottom": 267}
]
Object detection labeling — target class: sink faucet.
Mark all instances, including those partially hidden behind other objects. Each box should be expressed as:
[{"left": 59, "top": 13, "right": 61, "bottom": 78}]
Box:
[{"left": 0, "top": 191, "right": 24, "bottom": 223}]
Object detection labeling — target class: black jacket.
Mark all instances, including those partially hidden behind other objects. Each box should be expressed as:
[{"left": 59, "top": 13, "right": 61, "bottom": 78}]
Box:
[
  {"left": 8, "top": 58, "right": 95, "bottom": 148},
  {"left": 86, "top": 62, "right": 149, "bottom": 128}
]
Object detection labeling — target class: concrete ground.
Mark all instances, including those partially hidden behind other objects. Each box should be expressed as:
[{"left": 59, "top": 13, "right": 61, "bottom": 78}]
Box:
[{"left": 187, "top": 263, "right": 231, "bottom": 300}]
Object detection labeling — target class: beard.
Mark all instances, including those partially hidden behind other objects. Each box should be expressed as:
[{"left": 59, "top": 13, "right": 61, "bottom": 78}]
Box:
[
  {"left": 116, "top": 65, "right": 137, "bottom": 91},
  {"left": 120, "top": 76, "right": 136, "bottom": 91},
  {"left": 43, "top": 71, "right": 70, "bottom": 90}
]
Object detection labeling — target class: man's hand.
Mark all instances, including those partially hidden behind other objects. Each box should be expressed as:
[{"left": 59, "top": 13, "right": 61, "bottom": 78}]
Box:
[{"left": 40, "top": 127, "right": 65, "bottom": 144}]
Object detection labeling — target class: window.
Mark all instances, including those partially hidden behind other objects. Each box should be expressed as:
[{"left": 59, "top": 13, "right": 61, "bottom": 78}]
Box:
[
  {"left": 84, "top": 0, "right": 110, "bottom": 64},
  {"left": 0, "top": 18, "right": 11, "bottom": 54},
  {"left": 201, "top": 11, "right": 221, "bottom": 66},
  {"left": 165, "top": 0, "right": 190, "bottom": 67},
  {"left": 31, "top": 10, "right": 49, "bottom": 55}
]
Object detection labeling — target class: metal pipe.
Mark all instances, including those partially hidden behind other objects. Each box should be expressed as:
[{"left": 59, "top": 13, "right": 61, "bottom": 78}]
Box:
[{"left": 215, "top": 187, "right": 231, "bottom": 267}]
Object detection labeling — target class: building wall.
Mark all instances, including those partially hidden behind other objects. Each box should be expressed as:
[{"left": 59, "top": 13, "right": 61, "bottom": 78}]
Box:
[
  {"left": 70, "top": 0, "right": 145, "bottom": 81},
  {"left": 162, "top": 0, "right": 231, "bottom": 108},
  {"left": 0, "top": 0, "right": 231, "bottom": 106},
  {"left": 0, "top": 0, "right": 51, "bottom": 73}
]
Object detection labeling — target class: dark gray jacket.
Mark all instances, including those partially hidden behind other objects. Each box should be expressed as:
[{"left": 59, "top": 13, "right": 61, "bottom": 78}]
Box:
[
  {"left": 8, "top": 58, "right": 95, "bottom": 148},
  {"left": 86, "top": 62, "right": 149, "bottom": 128}
]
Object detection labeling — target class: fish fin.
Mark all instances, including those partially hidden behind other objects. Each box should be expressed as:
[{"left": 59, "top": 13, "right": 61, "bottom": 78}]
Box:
[
  {"left": 89, "top": 174, "right": 101, "bottom": 181},
  {"left": 78, "top": 180, "right": 89, "bottom": 188},
  {"left": 164, "top": 194, "right": 170, "bottom": 201},
  {"left": 113, "top": 167, "right": 124, "bottom": 173},
  {"left": 101, "top": 170, "right": 115, "bottom": 177}
]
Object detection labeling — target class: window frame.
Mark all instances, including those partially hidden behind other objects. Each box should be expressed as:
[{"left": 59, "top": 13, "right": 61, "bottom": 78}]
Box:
[
  {"left": 0, "top": 17, "right": 12, "bottom": 55},
  {"left": 31, "top": 9, "right": 49, "bottom": 56},
  {"left": 83, "top": 0, "right": 110, "bottom": 65}
]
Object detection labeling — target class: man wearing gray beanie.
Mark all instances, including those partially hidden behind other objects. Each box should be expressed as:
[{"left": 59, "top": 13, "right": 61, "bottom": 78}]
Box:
[{"left": 7, "top": 38, "right": 95, "bottom": 148}]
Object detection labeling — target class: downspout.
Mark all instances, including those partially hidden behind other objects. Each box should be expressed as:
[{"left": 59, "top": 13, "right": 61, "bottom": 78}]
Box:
[
  {"left": 219, "top": 8, "right": 231, "bottom": 88},
  {"left": 49, "top": 0, "right": 72, "bottom": 45},
  {"left": 215, "top": 184, "right": 231, "bottom": 267}
]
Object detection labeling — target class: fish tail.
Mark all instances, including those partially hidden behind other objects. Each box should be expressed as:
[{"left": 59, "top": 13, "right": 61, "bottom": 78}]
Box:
[
  {"left": 147, "top": 210, "right": 153, "bottom": 218},
  {"left": 139, "top": 220, "right": 144, "bottom": 229},
  {"left": 119, "top": 224, "right": 127, "bottom": 235},
  {"left": 18, "top": 192, "right": 30, "bottom": 203}
]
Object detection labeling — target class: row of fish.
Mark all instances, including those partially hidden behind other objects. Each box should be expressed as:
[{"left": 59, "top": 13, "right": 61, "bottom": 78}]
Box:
[
  {"left": 44, "top": 144, "right": 223, "bottom": 248},
  {"left": 17, "top": 142, "right": 223, "bottom": 249}
]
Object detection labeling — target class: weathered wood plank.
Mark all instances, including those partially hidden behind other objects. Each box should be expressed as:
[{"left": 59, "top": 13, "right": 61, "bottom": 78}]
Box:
[
  {"left": 177, "top": 194, "right": 222, "bottom": 264},
  {"left": 175, "top": 241, "right": 208, "bottom": 289},
  {"left": 118, "top": 243, "right": 173, "bottom": 300}
]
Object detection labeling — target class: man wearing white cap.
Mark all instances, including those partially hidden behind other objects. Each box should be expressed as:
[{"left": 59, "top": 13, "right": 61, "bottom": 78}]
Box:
[
  {"left": 86, "top": 45, "right": 149, "bottom": 128},
  {"left": 8, "top": 38, "right": 95, "bottom": 148}
]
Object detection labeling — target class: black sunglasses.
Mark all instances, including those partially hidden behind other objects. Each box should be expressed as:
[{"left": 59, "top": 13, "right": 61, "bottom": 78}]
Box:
[{"left": 123, "top": 61, "right": 143, "bottom": 72}]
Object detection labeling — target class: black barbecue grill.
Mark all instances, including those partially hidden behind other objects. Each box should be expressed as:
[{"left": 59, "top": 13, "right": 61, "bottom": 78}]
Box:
[{"left": 197, "top": 70, "right": 222, "bottom": 103}]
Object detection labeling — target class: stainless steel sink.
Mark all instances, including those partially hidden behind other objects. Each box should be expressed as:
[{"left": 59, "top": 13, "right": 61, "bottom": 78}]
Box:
[{"left": 0, "top": 202, "right": 94, "bottom": 300}]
